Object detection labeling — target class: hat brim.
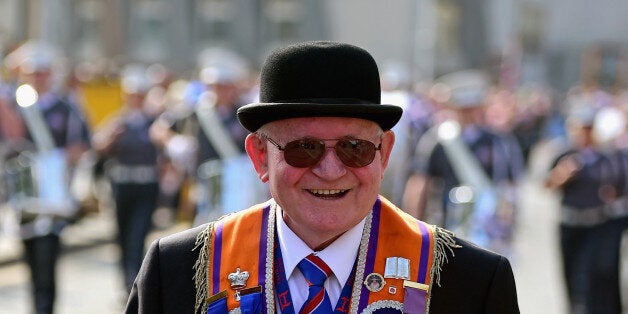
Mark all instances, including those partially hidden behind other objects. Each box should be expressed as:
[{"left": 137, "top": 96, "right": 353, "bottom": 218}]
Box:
[{"left": 237, "top": 102, "right": 403, "bottom": 132}]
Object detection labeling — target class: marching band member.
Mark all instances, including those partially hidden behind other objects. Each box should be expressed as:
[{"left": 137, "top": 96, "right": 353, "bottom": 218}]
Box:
[
  {"left": 402, "top": 70, "right": 524, "bottom": 256},
  {"left": 91, "top": 64, "right": 161, "bottom": 294},
  {"left": 149, "top": 48, "right": 266, "bottom": 226},
  {"left": 4, "top": 40, "right": 91, "bottom": 314},
  {"left": 545, "top": 96, "right": 625, "bottom": 314}
]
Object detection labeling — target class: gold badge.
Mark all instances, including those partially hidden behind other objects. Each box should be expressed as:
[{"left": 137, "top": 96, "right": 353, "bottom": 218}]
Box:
[{"left": 363, "top": 273, "right": 386, "bottom": 292}]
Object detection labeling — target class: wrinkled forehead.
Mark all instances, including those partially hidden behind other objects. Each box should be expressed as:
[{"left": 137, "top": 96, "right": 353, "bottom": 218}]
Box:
[{"left": 259, "top": 117, "right": 383, "bottom": 139}]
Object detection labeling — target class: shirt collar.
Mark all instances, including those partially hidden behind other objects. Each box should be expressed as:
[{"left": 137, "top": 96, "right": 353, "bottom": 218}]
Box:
[{"left": 276, "top": 206, "right": 366, "bottom": 287}]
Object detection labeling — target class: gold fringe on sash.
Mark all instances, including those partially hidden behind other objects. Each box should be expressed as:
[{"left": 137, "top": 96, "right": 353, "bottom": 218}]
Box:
[
  {"left": 426, "top": 226, "right": 461, "bottom": 313},
  {"left": 193, "top": 223, "right": 214, "bottom": 314},
  {"left": 430, "top": 226, "right": 460, "bottom": 287}
]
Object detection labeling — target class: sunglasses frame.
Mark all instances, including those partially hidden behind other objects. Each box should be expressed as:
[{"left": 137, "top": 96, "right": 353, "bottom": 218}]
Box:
[{"left": 258, "top": 133, "right": 382, "bottom": 168}]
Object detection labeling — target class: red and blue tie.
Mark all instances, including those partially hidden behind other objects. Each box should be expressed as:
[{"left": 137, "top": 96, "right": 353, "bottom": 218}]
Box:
[{"left": 297, "top": 254, "right": 334, "bottom": 314}]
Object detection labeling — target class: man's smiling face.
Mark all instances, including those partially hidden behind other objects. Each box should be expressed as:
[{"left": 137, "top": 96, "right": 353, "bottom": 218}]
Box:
[{"left": 247, "top": 116, "right": 395, "bottom": 248}]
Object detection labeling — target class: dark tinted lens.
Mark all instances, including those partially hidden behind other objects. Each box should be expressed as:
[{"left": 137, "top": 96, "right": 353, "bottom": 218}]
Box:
[
  {"left": 283, "top": 139, "right": 325, "bottom": 167},
  {"left": 335, "top": 139, "right": 377, "bottom": 167}
]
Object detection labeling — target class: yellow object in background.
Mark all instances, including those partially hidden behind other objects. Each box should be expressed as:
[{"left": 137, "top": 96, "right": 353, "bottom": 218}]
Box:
[{"left": 79, "top": 78, "right": 123, "bottom": 128}]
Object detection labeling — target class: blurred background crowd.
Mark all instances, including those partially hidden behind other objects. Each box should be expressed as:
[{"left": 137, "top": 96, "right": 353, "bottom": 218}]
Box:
[{"left": 0, "top": 0, "right": 627, "bottom": 313}]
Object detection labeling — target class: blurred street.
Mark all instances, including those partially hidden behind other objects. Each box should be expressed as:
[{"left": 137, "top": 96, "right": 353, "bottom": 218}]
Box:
[
  {"left": 0, "top": 141, "right": 626, "bottom": 314},
  {"left": 0, "top": 207, "right": 190, "bottom": 314}
]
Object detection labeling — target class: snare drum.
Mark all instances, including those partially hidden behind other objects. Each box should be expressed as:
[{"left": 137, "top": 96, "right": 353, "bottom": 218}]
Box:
[
  {"left": 4, "top": 151, "right": 37, "bottom": 203},
  {"left": 3, "top": 149, "right": 77, "bottom": 219}
]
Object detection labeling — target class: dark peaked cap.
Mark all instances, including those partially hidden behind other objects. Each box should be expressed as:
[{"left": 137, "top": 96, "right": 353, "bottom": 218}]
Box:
[{"left": 237, "top": 41, "right": 403, "bottom": 132}]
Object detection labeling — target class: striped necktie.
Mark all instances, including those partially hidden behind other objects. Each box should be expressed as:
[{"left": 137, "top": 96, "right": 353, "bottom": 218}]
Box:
[{"left": 297, "top": 254, "right": 334, "bottom": 314}]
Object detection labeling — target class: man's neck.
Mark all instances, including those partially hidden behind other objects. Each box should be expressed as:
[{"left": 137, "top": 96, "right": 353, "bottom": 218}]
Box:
[{"left": 312, "top": 233, "right": 344, "bottom": 251}]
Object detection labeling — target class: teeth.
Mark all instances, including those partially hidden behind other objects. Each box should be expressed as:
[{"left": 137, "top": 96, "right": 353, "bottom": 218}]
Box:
[{"left": 310, "top": 189, "right": 346, "bottom": 195}]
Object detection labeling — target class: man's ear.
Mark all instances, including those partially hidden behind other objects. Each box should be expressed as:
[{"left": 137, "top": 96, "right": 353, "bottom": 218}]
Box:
[
  {"left": 379, "top": 130, "right": 395, "bottom": 178},
  {"left": 245, "top": 133, "right": 270, "bottom": 183}
]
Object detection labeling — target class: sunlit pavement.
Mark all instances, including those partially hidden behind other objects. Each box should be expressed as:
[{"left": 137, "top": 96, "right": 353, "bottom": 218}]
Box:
[{"left": 0, "top": 141, "right": 626, "bottom": 313}]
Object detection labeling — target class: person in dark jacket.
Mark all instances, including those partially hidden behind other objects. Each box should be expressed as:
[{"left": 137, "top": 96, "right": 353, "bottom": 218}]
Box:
[
  {"left": 545, "top": 100, "right": 625, "bottom": 314},
  {"left": 126, "top": 41, "right": 519, "bottom": 314},
  {"left": 92, "top": 64, "right": 161, "bottom": 294}
]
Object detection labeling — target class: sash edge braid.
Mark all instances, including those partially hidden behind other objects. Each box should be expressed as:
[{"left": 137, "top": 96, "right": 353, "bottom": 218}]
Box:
[{"left": 193, "top": 223, "right": 214, "bottom": 314}]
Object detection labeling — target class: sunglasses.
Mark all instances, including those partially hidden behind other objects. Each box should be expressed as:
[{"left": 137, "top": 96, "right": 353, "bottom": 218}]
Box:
[{"left": 259, "top": 134, "right": 382, "bottom": 168}]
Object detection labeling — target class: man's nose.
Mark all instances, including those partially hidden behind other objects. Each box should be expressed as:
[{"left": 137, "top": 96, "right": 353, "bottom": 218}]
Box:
[{"left": 311, "top": 147, "right": 347, "bottom": 179}]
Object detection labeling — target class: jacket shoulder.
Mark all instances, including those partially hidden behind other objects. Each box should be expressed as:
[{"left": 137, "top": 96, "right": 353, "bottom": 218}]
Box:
[
  {"left": 157, "top": 223, "right": 208, "bottom": 253},
  {"left": 429, "top": 237, "right": 520, "bottom": 314},
  {"left": 126, "top": 224, "right": 210, "bottom": 314}
]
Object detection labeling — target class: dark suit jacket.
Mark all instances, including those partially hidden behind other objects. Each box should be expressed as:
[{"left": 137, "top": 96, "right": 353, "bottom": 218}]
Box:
[{"left": 126, "top": 224, "right": 519, "bottom": 313}]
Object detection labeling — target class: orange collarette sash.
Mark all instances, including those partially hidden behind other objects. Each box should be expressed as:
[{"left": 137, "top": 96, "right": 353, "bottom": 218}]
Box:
[{"left": 193, "top": 196, "right": 457, "bottom": 314}]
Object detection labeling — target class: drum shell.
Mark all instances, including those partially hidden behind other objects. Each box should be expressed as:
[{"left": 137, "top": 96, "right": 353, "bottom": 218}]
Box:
[{"left": 3, "top": 149, "right": 77, "bottom": 219}]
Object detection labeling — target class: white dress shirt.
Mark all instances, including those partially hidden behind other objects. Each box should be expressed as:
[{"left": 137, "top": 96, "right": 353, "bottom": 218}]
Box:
[{"left": 275, "top": 206, "right": 366, "bottom": 313}]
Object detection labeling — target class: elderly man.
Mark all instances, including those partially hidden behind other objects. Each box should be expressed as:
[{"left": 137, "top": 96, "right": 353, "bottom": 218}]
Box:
[{"left": 126, "top": 41, "right": 519, "bottom": 314}]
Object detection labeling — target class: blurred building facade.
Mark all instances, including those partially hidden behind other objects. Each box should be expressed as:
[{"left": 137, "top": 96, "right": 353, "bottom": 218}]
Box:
[{"left": 0, "top": 0, "right": 627, "bottom": 92}]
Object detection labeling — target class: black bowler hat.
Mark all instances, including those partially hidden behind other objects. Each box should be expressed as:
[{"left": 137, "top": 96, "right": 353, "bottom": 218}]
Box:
[{"left": 237, "top": 41, "right": 403, "bottom": 132}]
